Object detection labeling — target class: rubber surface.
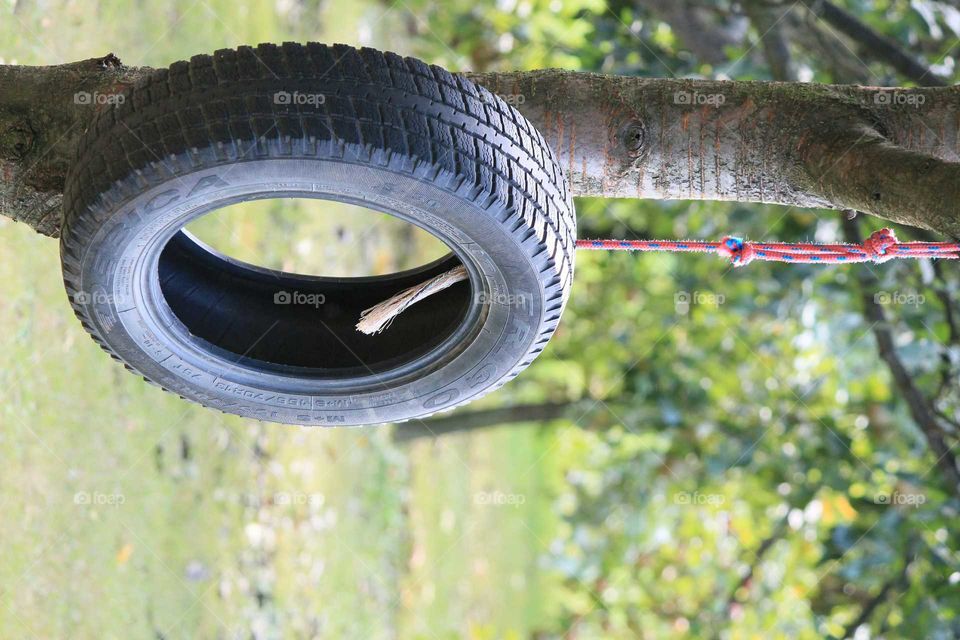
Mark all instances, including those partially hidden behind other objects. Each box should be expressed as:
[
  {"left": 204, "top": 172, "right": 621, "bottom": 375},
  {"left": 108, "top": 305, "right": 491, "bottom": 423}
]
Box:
[{"left": 60, "top": 42, "right": 575, "bottom": 425}]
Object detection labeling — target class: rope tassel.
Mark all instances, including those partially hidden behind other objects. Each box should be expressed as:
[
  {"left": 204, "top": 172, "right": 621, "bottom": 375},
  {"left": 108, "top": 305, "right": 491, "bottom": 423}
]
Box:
[{"left": 356, "top": 265, "right": 468, "bottom": 335}]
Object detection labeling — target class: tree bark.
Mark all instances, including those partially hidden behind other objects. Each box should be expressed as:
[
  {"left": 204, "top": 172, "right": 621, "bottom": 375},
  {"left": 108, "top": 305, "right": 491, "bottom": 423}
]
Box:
[
  {"left": 475, "top": 70, "right": 960, "bottom": 234},
  {"left": 0, "top": 54, "right": 148, "bottom": 236},
  {"left": 1, "top": 54, "right": 959, "bottom": 238}
]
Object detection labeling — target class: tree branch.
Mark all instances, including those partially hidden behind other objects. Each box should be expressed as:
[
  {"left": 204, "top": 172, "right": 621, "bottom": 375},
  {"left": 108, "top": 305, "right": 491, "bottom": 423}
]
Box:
[
  {"left": 722, "top": 488, "right": 820, "bottom": 616},
  {"left": 725, "top": 511, "right": 790, "bottom": 611},
  {"left": 807, "top": 0, "right": 949, "bottom": 86},
  {"left": 743, "top": 0, "right": 795, "bottom": 81},
  {"left": 2, "top": 53, "right": 960, "bottom": 238},
  {"left": 0, "top": 54, "right": 148, "bottom": 236},
  {"left": 840, "top": 534, "right": 916, "bottom": 639},
  {"left": 802, "top": 127, "right": 960, "bottom": 239},
  {"left": 784, "top": 6, "right": 873, "bottom": 84}
]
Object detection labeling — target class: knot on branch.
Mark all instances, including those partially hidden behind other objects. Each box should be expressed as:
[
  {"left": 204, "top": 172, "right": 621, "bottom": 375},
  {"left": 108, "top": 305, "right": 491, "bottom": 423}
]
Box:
[
  {"left": 0, "top": 125, "right": 35, "bottom": 160},
  {"left": 620, "top": 120, "right": 646, "bottom": 157},
  {"left": 96, "top": 53, "right": 123, "bottom": 69}
]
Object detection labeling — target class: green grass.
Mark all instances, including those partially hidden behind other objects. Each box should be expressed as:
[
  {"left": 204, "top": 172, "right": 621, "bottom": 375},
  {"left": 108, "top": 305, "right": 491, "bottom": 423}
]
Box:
[
  {"left": 0, "top": 2, "right": 561, "bottom": 637},
  {"left": 399, "top": 427, "right": 560, "bottom": 638},
  {"left": 0, "top": 176, "right": 559, "bottom": 640}
]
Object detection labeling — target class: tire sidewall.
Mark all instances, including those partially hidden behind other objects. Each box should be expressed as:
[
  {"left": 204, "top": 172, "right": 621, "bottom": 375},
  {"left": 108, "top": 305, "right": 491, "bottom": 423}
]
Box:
[{"left": 71, "top": 157, "right": 547, "bottom": 425}]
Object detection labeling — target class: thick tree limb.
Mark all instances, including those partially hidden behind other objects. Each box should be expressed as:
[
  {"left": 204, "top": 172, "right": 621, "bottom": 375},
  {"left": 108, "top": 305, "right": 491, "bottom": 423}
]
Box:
[
  {"left": 0, "top": 54, "right": 148, "bottom": 236},
  {"left": 475, "top": 70, "right": 960, "bottom": 234},
  {"left": 1, "top": 54, "right": 960, "bottom": 238},
  {"left": 804, "top": 127, "right": 960, "bottom": 239}
]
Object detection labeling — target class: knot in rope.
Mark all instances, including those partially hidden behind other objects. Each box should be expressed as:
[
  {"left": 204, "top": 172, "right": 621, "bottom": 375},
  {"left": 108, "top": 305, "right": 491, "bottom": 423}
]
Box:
[
  {"left": 715, "top": 228, "right": 901, "bottom": 266},
  {"left": 862, "top": 227, "right": 898, "bottom": 263},
  {"left": 717, "top": 236, "right": 756, "bottom": 266}
]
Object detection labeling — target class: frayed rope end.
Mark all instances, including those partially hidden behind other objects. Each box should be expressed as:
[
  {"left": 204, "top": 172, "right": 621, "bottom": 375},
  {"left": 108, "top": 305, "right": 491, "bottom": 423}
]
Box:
[{"left": 356, "top": 265, "right": 469, "bottom": 335}]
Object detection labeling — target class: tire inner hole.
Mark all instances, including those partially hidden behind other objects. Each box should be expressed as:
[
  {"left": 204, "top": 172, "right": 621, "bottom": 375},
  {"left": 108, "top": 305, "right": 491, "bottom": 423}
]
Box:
[{"left": 157, "top": 198, "right": 472, "bottom": 375}]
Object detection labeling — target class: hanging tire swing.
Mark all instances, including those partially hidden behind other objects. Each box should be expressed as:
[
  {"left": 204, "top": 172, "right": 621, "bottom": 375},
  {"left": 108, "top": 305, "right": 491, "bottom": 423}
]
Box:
[
  {"left": 61, "top": 42, "right": 575, "bottom": 426},
  {"left": 61, "top": 42, "right": 960, "bottom": 426}
]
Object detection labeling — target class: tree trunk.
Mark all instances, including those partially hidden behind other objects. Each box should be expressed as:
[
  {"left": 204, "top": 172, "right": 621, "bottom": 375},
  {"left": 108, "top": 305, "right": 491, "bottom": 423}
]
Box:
[
  {"left": 1, "top": 54, "right": 959, "bottom": 237},
  {"left": 392, "top": 401, "right": 585, "bottom": 443},
  {"left": 0, "top": 55, "right": 148, "bottom": 236}
]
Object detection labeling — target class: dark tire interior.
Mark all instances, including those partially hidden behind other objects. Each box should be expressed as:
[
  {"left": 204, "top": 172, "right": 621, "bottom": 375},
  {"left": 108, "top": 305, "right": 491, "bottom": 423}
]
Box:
[{"left": 157, "top": 231, "right": 473, "bottom": 376}]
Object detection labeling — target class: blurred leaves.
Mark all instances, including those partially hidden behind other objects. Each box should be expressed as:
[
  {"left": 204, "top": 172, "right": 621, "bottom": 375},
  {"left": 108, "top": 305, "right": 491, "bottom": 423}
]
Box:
[
  {"left": 402, "top": 0, "right": 960, "bottom": 637},
  {"left": 5, "top": 0, "right": 960, "bottom": 638}
]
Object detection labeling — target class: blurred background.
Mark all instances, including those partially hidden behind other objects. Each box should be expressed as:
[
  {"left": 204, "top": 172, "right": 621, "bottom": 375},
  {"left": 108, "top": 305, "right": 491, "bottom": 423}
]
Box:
[{"left": 3, "top": 0, "right": 960, "bottom": 637}]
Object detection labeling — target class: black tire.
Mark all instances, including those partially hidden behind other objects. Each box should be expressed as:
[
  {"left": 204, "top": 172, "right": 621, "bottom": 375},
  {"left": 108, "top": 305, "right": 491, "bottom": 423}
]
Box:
[{"left": 60, "top": 42, "right": 575, "bottom": 426}]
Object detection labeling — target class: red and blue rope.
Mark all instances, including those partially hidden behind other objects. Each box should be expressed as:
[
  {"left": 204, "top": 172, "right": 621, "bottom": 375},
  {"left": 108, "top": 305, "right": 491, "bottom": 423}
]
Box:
[{"left": 576, "top": 228, "right": 960, "bottom": 266}]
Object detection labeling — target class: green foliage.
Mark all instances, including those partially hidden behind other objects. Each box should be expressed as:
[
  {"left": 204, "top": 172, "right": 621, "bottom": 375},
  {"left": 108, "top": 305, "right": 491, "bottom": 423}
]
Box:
[
  {"left": 448, "top": 1, "right": 960, "bottom": 636},
  {"left": 3, "top": 1, "right": 960, "bottom": 638}
]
